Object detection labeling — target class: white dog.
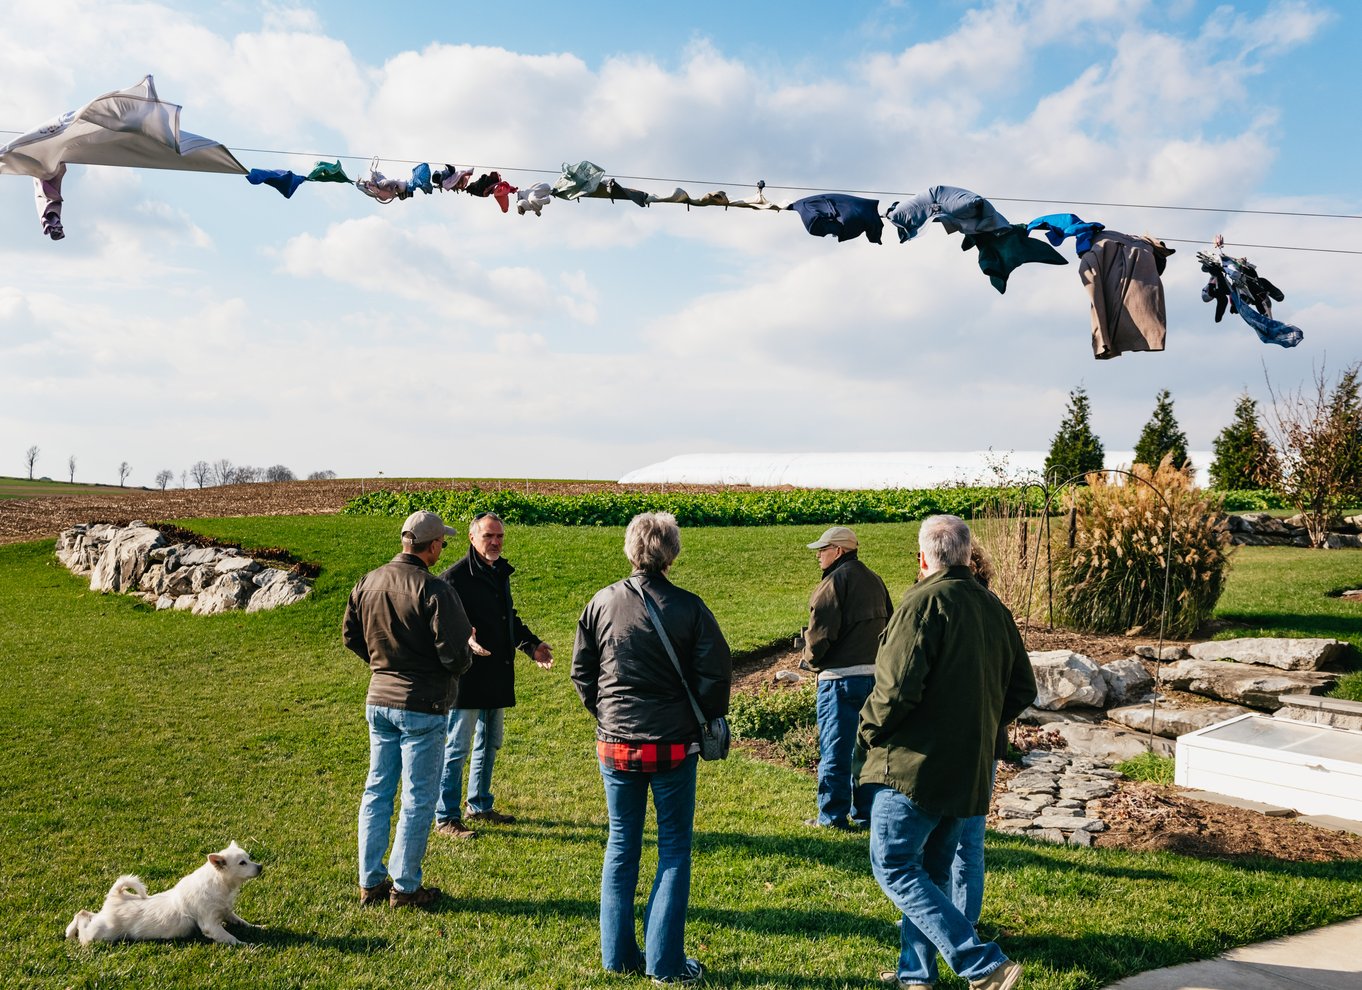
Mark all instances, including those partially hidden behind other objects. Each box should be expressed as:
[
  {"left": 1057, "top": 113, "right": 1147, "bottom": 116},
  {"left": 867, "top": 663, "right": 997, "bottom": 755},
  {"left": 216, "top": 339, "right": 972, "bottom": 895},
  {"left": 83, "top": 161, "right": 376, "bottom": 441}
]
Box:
[{"left": 65, "top": 841, "right": 263, "bottom": 946}]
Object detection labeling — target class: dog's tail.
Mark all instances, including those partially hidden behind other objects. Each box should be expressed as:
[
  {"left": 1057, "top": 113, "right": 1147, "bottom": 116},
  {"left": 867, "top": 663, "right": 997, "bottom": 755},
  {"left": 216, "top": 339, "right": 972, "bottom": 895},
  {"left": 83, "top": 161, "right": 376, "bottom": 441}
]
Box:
[{"left": 105, "top": 875, "right": 148, "bottom": 902}]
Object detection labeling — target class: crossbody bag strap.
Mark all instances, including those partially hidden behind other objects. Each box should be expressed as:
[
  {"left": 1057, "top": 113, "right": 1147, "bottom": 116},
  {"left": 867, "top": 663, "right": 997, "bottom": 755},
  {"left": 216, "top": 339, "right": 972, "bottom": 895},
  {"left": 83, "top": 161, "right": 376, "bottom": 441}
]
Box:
[{"left": 628, "top": 576, "right": 707, "bottom": 730}]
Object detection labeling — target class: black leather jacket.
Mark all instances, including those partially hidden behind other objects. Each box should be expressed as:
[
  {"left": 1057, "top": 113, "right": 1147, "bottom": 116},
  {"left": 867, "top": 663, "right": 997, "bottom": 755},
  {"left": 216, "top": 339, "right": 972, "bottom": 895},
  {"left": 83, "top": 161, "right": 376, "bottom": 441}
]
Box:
[{"left": 571, "top": 571, "right": 732, "bottom": 743}]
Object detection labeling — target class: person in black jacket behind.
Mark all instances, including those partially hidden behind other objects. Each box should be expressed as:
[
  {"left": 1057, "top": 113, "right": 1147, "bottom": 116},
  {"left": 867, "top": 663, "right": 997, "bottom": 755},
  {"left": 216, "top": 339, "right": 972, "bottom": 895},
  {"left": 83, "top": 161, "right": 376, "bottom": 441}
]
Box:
[
  {"left": 572, "top": 512, "right": 731, "bottom": 986},
  {"left": 434, "top": 511, "right": 553, "bottom": 839}
]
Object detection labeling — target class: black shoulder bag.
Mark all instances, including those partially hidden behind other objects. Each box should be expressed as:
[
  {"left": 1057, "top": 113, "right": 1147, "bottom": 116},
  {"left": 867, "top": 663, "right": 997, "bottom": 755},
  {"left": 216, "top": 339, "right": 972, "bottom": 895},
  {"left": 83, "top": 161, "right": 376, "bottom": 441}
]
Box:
[{"left": 628, "top": 576, "right": 730, "bottom": 761}]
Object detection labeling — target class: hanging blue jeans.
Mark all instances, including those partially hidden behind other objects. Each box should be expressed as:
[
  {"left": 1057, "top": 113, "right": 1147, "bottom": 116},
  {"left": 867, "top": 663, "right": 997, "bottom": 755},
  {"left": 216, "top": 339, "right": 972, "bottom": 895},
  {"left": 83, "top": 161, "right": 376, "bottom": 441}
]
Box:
[
  {"left": 436, "top": 707, "right": 505, "bottom": 819},
  {"left": 357, "top": 704, "right": 446, "bottom": 894},
  {"left": 867, "top": 784, "right": 1011, "bottom": 985},
  {"left": 597, "top": 755, "right": 698, "bottom": 980},
  {"left": 815, "top": 675, "right": 875, "bottom": 827}
]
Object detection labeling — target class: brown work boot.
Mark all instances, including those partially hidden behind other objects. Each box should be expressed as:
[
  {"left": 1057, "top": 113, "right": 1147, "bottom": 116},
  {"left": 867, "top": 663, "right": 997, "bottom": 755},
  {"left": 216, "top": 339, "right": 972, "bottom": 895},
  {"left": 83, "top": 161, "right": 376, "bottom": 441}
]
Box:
[
  {"left": 465, "top": 807, "right": 516, "bottom": 824},
  {"left": 389, "top": 884, "right": 442, "bottom": 910},
  {"left": 971, "top": 960, "right": 1022, "bottom": 990},
  {"left": 358, "top": 877, "right": 392, "bottom": 906},
  {"left": 435, "top": 817, "right": 477, "bottom": 839}
]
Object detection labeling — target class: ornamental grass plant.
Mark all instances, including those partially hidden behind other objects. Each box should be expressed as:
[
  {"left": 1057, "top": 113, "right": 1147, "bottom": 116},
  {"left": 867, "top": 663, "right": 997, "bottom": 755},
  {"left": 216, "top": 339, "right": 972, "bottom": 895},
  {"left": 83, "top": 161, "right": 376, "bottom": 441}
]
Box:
[{"left": 1056, "top": 457, "right": 1233, "bottom": 637}]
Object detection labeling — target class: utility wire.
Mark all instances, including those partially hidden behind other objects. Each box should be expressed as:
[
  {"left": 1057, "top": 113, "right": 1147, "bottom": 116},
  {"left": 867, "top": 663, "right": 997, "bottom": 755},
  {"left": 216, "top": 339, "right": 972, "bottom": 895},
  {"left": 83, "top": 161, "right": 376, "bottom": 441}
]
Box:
[{"left": 6, "top": 132, "right": 1362, "bottom": 251}]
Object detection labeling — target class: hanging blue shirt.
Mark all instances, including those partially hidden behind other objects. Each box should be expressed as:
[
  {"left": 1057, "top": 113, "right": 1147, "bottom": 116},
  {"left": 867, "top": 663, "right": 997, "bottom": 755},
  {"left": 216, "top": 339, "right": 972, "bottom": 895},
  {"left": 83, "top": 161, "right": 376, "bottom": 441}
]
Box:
[
  {"left": 246, "top": 169, "right": 306, "bottom": 199},
  {"left": 885, "top": 186, "right": 1010, "bottom": 243},
  {"left": 791, "top": 194, "right": 883, "bottom": 244},
  {"left": 1027, "top": 213, "right": 1106, "bottom": 256}
]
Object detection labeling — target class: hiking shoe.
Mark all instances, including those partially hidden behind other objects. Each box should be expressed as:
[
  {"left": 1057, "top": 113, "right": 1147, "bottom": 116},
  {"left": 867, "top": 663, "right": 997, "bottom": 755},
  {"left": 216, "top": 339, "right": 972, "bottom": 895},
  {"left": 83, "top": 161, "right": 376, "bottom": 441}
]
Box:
[
  {"left": 466, "top": 808, "right": 516, "bottom": 824},
  {"left": 971, "top": 960, "right": 1022, "bottom": 990},
  {"left": 652, "top": 958, "right": 705, "bottom": 985},
  {"left": 435, "top": 817, "right": 477, "bottom": 839},
  {"left": 358, "top": 877, "right": 392, "bottom": 906},
  {"left": 389, "top": 884, "right": 442, "bottom": 910},
  {"left": 880, "top": 974, "right": 934, "bottom": 989}
]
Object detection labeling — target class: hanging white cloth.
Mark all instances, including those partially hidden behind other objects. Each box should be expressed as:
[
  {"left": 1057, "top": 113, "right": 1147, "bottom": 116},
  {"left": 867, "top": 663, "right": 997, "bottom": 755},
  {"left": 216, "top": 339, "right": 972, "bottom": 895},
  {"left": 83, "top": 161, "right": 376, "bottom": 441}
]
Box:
[{"left": 0, "top": 75, "right": 245, "bottom": 179}]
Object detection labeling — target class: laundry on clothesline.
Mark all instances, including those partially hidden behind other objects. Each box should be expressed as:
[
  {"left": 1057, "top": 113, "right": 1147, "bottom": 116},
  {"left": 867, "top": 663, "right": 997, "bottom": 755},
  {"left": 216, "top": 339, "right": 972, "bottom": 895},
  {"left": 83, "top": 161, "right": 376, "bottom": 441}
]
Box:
[
  {"left": 790, "top": 193, "right": 883, "bottom": 244},
  {"left": 432, "top": 164, "right": 473, "bottom": 192},
  {"left": 306, "top": 160, "right": 351, "bottom": 183},
  {"left": 885, "top": 185, "right": 1010, "bottom": 243},
  {"left": 516, "top": 182, "right": 553, "bottom": 216},
  {"left": 355, "top": 160, "right": 433, "bottom": 203},
  {"left": 1027, "top": 213, "right": 1106, "bottom": 256},
  {"left": 34, "top": 163, "right": 65, "bottom": 240},
  {"left": 1198, "top": 236, "right": 1302, "bottom": 348},
  {"left": 247, "top": 168, "right": 306, "bottom": 198},
  {"left": 962, "top": 224, "right": 1067, "bottom": 294},
  {"left": 1080, "top": 231, "right": 1175, "bottom": 360},
  {"left": 552, "top": 160, "right": 606, "bottom": 200}
]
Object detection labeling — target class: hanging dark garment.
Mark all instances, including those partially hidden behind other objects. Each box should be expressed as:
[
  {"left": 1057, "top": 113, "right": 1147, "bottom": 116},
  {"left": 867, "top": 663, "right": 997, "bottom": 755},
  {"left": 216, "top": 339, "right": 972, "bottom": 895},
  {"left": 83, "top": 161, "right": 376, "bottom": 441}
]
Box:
[
  {"left": 790, "top": 194, "right": 883, "bottom": 244},
  {"left": 961, "top": 224, "right": 1067, "bottom": 294}
]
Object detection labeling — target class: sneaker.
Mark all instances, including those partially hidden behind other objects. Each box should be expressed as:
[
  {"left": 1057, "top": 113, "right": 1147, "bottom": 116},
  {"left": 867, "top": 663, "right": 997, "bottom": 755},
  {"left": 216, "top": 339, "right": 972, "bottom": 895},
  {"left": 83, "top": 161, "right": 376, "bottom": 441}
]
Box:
[
  {"left": 466, "top": 808, "right": 516, "bottom": 825},
  {"left": 652, "top": 958, "right": 705, "bottom": 985},
  {"left": 358, "top": 877, "right": 392, "bottom": 906},
  {"left": 435, "top": 817, "right": 478, "bottom": 839},
  {"left": 880, "top": 975, "right": 934, "bottom": 989},
  {"left": 804, "top": 817, "right": 851, "bottom": 830},
  {"left": 389, "top": 884, "right": 442, "bottom": 910},
  {"left": 971, "top": 960, "right": 1022, "bottom": 990}
]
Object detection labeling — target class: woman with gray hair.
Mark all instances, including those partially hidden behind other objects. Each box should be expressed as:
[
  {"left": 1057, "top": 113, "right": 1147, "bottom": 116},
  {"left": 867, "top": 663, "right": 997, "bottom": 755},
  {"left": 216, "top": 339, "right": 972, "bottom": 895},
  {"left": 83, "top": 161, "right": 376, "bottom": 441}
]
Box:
[{"left": 571, "top": 512, "right": 732, "bottom": 985}]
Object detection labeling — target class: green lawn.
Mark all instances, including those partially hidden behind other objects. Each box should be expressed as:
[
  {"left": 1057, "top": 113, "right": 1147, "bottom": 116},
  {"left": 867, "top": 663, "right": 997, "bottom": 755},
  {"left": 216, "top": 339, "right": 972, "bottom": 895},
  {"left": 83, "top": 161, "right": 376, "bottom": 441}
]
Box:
[{"left": 1, "top": 518, "right": 1359, "bottom": 990}]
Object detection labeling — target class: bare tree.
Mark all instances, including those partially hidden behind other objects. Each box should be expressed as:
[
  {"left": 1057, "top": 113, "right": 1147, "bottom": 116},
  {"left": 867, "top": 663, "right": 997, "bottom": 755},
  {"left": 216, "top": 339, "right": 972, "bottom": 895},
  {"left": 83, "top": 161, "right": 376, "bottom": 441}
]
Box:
[
  {"left": 179, "top": 470, "right": 188, "bottom": 489},
  {"left": 68, "top": 455, "right": 76, "bottom": 484},
  {"left": 233, "top": 465, "right": 261, "bottom": 484},
  {"left": 154, "top": 469, "right": 174, "bottom": 490},
  {"left": 190, "top": 460, "right": 211, "bottom": 488},
  {"left": 118, "top": 461, "right": 131, "bottom": 487},
  {"left": 25, "top": 445, "right": 39, "bottom": 480},
  {"left": 265, "top": 464, "right": 296, "bottom": 482},
  {"left": 1267, "top": 361, "right": 1362, "bottom": 547},
  {"left": 212, "top": 458, "right": 235, "bottom": 487},
  {"left": 307, "top": 469, "right": 337, "bottom": 480}
]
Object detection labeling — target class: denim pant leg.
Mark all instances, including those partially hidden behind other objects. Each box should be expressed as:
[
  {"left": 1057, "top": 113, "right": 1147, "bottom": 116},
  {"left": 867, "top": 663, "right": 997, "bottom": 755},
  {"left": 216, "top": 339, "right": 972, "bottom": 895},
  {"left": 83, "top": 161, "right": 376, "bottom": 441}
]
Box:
[
  {"left": 816, "top": 677, "right": 865, "bottom": 826},
  {"left": 643, "top": 755, "right": 698, "bottom": 980},
  {"left": 388, "top": 708, "right": 447, "bottom": 893},
  {"left": 842, "top": 676, "right": 875, "bottom": 826},
  {"left": 436, "top": 708, "right": 479, "bottom": 821},
  {"left": 358, "top": 705, "right": 402, "bottom": 888},
  {"left": 599, "top": 761, "right": 648, "bottom": 973},
  {"left": 868, "top": 784, "right": 1008, "bottom": 984},
  {"left": 466, "top": 708, "right": 505, "bottom": 814},
  {"left": 951, "top": 761, "right": 997, "bottom": 926}
]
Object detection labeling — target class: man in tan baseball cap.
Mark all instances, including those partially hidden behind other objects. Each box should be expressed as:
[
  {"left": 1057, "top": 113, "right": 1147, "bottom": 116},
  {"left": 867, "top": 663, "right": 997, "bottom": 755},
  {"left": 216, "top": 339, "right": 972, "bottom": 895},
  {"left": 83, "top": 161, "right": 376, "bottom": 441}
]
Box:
[{"left": 803, "top": 524, "right": 893, "bottom": 830}]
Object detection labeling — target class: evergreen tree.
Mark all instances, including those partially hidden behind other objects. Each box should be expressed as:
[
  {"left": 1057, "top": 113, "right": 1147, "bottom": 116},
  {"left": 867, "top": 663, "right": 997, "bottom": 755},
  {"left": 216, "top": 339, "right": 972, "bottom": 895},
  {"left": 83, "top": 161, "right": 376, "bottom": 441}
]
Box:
[
  {"left": 1209, "top": 394, "right": 1280, "bottom": 489},
  {"left": 1133, "top": 389, "right": 1190, "bottom": 472},
  {"left": 1044, "top": 386, "right": 1105, "bottom": 485},
  {"left": 1328, "top": 367, "right": 1362, "bottom": 495}
]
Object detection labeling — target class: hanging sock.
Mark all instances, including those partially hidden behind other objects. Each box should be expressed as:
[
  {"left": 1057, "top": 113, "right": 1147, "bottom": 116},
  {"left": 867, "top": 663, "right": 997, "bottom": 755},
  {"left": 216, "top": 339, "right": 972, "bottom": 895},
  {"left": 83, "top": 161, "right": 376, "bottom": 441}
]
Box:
[
  {"left": 516, "top": 182, "right": 553, "bottom": 216},
  {"left": 1197, "top": 237, "right": 1302, "bottom": 348},
  {"left": 34, "top": 162, "right": 66, "bottom": 240},
  {"left": 1079, "top": 231, "right": 1174, "bottom": 358},
  {"left": 961, "top": 224, "right": 1066, "bottom": 294},
  {"left": 246, "top": 168, "right": 307, "bottom": 198},
  {"left": 551, "top": 160, "right": 606, "bottom": 200},
  {"left": 790, "top": 193, "right": 883, "bottom": 244},
  {"left": 305, "top": 160, "right": 350, "bottom": 183},
  {"left": 885, "top": 185, "right": 1010, "bottom": 242},
  {"left": 727, "top": 181, "right": 785, "bottom": 211},
  {"left": 1027, "top": 213, "right": 1106, "bottom": 256},
  {"left": 490, "top": 179, "right": 518, "bottom": 212}
]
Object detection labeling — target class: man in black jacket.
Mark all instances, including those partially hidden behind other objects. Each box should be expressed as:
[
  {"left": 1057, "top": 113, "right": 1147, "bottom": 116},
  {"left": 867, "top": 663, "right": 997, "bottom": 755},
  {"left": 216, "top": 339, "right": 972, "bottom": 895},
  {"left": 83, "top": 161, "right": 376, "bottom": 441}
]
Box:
[{"left": 434, "top": 512, "right": 553, "bottom": 838}]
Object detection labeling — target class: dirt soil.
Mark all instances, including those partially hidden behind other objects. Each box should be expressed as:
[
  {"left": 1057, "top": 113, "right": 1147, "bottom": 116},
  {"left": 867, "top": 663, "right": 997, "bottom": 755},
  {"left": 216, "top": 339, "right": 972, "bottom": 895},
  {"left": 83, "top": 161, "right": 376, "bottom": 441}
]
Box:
[
  {"left": 735, "top": 639, "right": 1362, "bottom": 863},
  {"left": 9, "top": 480, "right": 1360, "bottom": 861}
]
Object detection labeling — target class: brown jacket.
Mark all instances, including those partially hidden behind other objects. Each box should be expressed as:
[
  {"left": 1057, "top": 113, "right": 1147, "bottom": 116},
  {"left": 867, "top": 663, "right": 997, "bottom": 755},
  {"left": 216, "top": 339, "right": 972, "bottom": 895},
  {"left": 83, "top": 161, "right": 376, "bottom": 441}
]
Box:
[
  {"left": 805, "top": 552, "right": 893, "bottom": 671},
  {"left": 343, "top": 553, "right": 473, "bottom": 714},
  {"left": 1080, "top": 231, "right": 1174, "bottom": 360}
]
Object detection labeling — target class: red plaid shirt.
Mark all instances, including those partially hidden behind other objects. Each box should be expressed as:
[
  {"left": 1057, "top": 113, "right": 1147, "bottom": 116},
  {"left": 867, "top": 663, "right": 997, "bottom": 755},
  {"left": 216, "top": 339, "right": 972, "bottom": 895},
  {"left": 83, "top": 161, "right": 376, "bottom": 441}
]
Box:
[{"left": 597, "top": 739, "right": 698, "bottom": 773}]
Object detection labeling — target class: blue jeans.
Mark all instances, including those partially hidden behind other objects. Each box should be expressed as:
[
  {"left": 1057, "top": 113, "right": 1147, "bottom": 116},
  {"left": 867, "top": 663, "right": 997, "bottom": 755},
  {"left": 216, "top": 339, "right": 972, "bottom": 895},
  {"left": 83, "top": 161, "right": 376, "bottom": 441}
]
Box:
[
  {"left": 867, "top": 784, "right": 1010, "bottom": 985},
  {"left": 358, "top": 704, "right": 447, "bottom": 894},
  {"left": 436, "top": 707, "right": 505, "bottom": 819},
  {"left": 815, "top": 675, "right": 874, "bottom": 826},
  {"left": 951, "top": 762, "right": 998, "bottom": 926},
  {"left": 598, "top": 755, "right": 697, "bottom": 980}
]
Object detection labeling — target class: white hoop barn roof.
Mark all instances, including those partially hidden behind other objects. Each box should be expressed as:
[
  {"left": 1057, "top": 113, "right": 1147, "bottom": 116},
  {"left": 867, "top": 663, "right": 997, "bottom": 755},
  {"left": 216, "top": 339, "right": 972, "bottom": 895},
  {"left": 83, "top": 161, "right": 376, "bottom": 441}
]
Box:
[{"left": 619, "top": 451, "right": 1212, "bottom": 490}]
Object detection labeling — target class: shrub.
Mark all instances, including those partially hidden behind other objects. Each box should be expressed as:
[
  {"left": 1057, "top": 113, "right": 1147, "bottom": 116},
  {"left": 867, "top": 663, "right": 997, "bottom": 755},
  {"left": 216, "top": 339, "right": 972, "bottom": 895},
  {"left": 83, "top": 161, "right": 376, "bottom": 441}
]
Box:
[
  {"left": 775, "top": 724, "right": 820, "bottom": 770},
  {"left": 1056, "top": 457, "right": 1233, "bottom": 637},
  {"left": 1210, "top": 394, "right": 1280, "bottom": 490},
  {"left": 1134, "top": 389, "right": 1191, "bottom": 472},
  {"left": 1217, "top": 489, "right": 1287, "bottom": 511},
  {"left": 1044, "top": 386, "right": 1104, "bottom": 485},
  {"left": 728, "top": 685, "right": 816, "bottom": 741}
]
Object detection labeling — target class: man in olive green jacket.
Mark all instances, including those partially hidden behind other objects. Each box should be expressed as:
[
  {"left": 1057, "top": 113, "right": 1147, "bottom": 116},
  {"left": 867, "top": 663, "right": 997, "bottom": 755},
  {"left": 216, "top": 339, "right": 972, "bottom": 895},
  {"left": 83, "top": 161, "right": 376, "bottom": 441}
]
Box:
[{"left": 858, "top": 515, "right": 1035, "bottom": 990}]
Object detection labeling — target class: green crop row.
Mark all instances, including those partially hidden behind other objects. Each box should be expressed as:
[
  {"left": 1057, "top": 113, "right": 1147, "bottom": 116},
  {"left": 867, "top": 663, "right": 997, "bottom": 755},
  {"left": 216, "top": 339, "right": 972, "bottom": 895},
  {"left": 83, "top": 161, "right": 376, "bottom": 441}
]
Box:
[{"left": 341, "top": 485, "right": 1049, "bottom": 527}]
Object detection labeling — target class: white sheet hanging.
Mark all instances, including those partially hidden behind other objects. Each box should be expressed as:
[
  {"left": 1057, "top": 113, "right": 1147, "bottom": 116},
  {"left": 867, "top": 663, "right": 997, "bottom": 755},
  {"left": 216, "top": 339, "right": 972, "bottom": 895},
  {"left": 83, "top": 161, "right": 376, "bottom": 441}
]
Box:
[{"left": 0, "top": 75, "right": 245, "bottom": 179}]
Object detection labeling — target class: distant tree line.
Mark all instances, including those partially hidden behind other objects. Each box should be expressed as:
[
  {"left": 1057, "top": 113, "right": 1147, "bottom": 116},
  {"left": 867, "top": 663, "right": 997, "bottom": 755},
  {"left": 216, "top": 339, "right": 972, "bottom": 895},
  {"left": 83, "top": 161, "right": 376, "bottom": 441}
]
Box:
[{"left": 19, "top": 448, "right": 336, "bottom": 489}]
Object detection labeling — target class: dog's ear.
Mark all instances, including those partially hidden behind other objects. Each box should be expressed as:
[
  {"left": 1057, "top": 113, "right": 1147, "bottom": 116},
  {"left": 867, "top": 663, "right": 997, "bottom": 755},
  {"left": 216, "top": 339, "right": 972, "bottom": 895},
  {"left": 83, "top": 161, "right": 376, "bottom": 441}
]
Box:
[{"left": 209, "top": 853, "right": 226, "bottom": 870}]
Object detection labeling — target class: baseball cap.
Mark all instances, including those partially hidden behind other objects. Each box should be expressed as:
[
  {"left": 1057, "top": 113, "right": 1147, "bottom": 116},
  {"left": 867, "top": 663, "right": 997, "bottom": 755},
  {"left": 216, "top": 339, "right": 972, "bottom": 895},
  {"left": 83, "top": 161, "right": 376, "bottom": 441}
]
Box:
[
  {"left": 807, "top": 526, "right": 858, "bottom": 550},
  {"left": 401, "top": 510, "right": 457, "bottom": 543}
]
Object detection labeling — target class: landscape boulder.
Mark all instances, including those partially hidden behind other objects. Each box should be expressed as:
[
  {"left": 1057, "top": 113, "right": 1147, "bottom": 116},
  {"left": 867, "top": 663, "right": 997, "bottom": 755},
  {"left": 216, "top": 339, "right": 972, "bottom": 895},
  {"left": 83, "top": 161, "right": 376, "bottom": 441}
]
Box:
[
  {"left": 1162, "top": 659, "right": 1337, "bottom": 710},
  {"left": 1099, "top": 658, "right": 1155, "bottom": 706},
  {"left": 1029, "top": 651, "right": 1107, "bottom": 710},
  {"left": 1106, "top": 702, "right": 1253, "bottom": 738},
  {"left": 1186, "top": 638, "right": 1349, "bottom": 671},
  {"left": 89, "top": 524, "right": 166, "bottom": 593},
  {"left": 1047, "top": 721, "right": 1173, "bottom": 760}
]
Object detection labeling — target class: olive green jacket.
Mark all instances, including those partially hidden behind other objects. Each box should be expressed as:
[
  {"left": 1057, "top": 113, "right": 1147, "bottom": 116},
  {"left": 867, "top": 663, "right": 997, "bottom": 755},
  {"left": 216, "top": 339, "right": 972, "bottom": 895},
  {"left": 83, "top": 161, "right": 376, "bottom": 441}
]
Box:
[{"left": 857, "top": 565, "right": 1036, "bottom": 818}]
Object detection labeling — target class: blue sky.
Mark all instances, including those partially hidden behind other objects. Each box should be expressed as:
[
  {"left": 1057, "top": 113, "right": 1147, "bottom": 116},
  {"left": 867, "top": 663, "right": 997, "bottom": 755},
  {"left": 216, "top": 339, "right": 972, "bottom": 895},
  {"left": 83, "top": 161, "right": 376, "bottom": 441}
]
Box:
[{"left": 2, "top": 0, "right": 1359, "bottom": 484}]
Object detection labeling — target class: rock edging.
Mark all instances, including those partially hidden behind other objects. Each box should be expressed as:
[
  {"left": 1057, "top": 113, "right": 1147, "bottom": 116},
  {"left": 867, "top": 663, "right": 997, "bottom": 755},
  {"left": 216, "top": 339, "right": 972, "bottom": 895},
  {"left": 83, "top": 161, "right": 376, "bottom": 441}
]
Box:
[{"left": 56, "top": 522, "right": 312, "bottom": 615}]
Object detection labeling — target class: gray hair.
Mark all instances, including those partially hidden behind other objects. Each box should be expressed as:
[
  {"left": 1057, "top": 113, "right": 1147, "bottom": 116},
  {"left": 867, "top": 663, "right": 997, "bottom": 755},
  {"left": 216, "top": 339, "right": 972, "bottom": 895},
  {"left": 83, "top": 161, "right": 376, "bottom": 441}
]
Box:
[
  {"left": 469, "top": 511, "right": 504, "bottom": 536},
  {"left": 919, "top": 514, "right": 972, "bottom": 569},
  {"left": 624, "top": 512, "right": 681, "bottom": 573}
]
